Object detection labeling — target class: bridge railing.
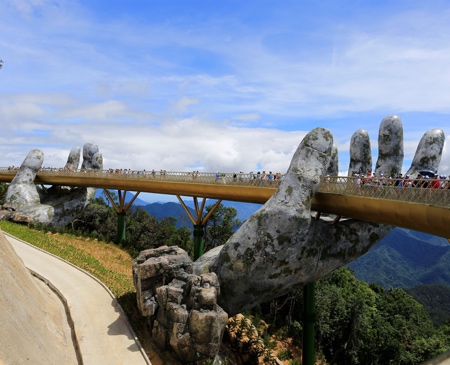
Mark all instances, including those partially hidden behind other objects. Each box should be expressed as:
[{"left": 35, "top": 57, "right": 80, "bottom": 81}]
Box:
[
  {"left": 0, "top": 168, "right": 284, "bottom": 188},
  {"left": 1, "top": 168, "right": 449, "bottom": 208},
  {"left": 318, "top": 176, "right": 450, "bottom": 209}
]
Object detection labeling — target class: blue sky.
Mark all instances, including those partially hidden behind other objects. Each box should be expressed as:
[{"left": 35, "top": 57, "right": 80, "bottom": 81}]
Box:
[{"left": 1, "top": 0, "right": 449, "bottom": 189}]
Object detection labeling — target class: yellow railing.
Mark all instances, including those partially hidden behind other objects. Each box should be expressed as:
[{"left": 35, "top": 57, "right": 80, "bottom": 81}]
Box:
[
  {"left": 318, "top": 176, "right": 450, "bottom": 209},
  {"left": 0, "top": 168, "right": 449, "bottom": 209},
  {"left": 0, "top": 168, "right": 283, "bottom": 188}
]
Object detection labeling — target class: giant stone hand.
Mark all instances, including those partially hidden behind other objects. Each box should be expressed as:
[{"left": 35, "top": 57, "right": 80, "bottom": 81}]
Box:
[
  {"left": 3, "top": 143, "right": 102, "bottom": 227},
  {"left": 194, "top": 116, "right": 445, "bottom": 315}
]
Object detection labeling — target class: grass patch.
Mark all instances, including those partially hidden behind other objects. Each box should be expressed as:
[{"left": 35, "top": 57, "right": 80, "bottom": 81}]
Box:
[{"left": 0, "top": 220, "right": 133, "bottom": 297}]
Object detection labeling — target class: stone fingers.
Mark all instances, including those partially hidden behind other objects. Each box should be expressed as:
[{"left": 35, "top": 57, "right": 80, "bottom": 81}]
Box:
[
  {"left": 317, "top": 118, "right": 446, "bottom": 272},
  {"left": 64, "top": 147, "right": 81, "bottom": 171},
  {"left": 309, "top": 116, "right": 404, "bottom": 278},
  {"left": 349, "top": 129, "right": 372, "bottom": 176},
  {"left": 349, "top": 115, "right": 404, "bottom": 178},
  {"left": 326, "top": 144, "right": 339, "bottom": 176},
  {"left": 80, "top": 143, "right": 103, "bottom": 170},
  {"left": 270, "top": 127, "right": 335, "bottom": 218},
  {"left": 374, "top": 115, "right": 404, "bottom": 178},
  {"left": 405, "top": 129, "right": 445, "bottom": 177},
  {"left": 10, "top": 149, "right": 44, "bottom": 185}
]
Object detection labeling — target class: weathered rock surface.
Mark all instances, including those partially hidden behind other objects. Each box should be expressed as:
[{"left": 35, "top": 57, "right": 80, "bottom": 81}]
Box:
[
  {"left": 133, "top": 246, "right": 228, "bottom": 364},
  {"left": 2, "top": 143, "right": 103, "bottom": 226},
  {"left": 375, "top": 115, "right": 404, "bottom": 178},
  {"left": 65, "top": 146, "right": 81, "bottom": 171},
  {"left": 4, "top": 149, "right": 43, "bottom": 210},
  {"left": 349, "top": 129, "right": 372, "bottom": 176},
  {"left": 0, "top": 230, "right": 77, "bottom": 365},
  {"left": 406, "top": 128, "right": 445, "bottom": 177}
]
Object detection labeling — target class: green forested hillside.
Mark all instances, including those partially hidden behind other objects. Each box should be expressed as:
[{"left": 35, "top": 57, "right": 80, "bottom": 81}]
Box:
[
  {"left": 348, "top": 228, "right": 450, "bottom": 328},
  {"left": 250, "top": 267, "right": 450, "bottom": 364},
  {"left": 405, "top": 284, "right": 450, "bottom": 327},
  {"left": 348, "top": 228, "right": 450, "bottom": 288},
  {"left": 142, "top": 202, "right": 194, "bottom": 228}
]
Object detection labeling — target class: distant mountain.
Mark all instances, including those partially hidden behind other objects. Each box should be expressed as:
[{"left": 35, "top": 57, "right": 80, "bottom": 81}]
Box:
[
  {"left": 348, "top": 228, "right": 450, "bottom": 288},
  {"left": 139, "top": 200, "right": 262, "bottom": 229},
  {"left": 183, "top": 200, "right": 262, "bottom": 223},
  {"left": 141, "top": 202, "right": 195, "bottom": 228},
  {"left": 94, "top": 189, "right": 151, "bottom": 207}
]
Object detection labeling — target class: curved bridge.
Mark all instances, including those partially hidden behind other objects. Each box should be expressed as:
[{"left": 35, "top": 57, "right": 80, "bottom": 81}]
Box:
[{"left": 0, "top": 169, "right": 449, "bottom": 238}]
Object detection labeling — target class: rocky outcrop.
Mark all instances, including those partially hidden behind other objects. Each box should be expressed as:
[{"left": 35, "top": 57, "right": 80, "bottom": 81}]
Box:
[
  {"left": 2, "top": 143, "right": 103, "bottom": 227},
  {"left": 133, "top": 246, "right": 228, "bottom": 364}
]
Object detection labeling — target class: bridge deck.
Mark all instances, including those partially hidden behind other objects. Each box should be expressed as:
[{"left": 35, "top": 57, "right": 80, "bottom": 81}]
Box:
[{"left": 0, "top": 170, "right": 449, "bottom": 238}]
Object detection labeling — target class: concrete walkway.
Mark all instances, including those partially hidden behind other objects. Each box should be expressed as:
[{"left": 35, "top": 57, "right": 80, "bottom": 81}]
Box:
[{"left": 6, "top": 233, "right": 151, "bottom": 365}]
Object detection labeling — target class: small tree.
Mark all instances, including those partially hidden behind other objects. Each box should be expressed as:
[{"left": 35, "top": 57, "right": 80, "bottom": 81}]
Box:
[{"left": 204, "top": 203, "right": 241, "bottom": 253}]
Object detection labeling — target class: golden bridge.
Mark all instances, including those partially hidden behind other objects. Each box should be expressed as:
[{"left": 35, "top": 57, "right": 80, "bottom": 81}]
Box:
[{"left": 0, "top": 168, "right": 449, "bottom": 238}]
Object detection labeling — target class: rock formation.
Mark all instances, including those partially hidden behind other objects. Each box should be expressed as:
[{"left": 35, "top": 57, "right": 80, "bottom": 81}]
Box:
[
  {"left": 2, "top": 143, "right": 103, "bottom": 227},
  {"left": 133, "top": 246, "right": 228, "bottom": 364}
]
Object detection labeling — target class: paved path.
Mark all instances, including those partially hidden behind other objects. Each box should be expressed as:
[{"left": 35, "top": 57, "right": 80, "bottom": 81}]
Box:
[{"left": 6, "top": 233, "right": 151, "bottom": 365}]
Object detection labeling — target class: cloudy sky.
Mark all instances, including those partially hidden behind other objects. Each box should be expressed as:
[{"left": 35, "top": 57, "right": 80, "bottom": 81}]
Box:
[{"left": 1, "top": 0, "right": 449, "bottom": 185}]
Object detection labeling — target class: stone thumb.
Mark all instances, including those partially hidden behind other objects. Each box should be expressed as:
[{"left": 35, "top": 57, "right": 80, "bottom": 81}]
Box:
[
  {"left": 5, "top": 149, "right": 43, "bottom": 208},
  {"left": 271, "top": 127, "right": 334, "bottom": 219}
]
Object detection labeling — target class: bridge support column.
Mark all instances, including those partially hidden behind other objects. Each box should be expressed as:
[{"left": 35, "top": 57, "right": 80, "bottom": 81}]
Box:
[
  {"left": 302, "top": 282, "right": 316, "bottom": 365},
  {"left": 193, "top": 224, "right": 205, "bottom": 260},
  {"left": 117, "top": 212, "right": 126, "bottom": 243},
  {"left": 103, "top": 189, "right": 140, "bottom": 244},
  {"left": 177, "top": 195, "right": 222, "bottom": 260}
]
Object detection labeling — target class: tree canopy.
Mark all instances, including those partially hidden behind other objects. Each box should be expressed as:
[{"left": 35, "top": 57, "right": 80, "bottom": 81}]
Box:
[
  {"left": 249, "top": 267, "right": 450, "bottom": 365},
  {"left": 71, "top": 194, "right": 193, "bottom": 257},
  {"left": 204, "top": 203, "right": 241, "bottom": 253}
]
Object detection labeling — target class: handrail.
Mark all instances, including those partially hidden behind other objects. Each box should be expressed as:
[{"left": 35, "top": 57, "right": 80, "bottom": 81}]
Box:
[
  {"left": 0, "top": 168, "right": 449, "bottom": 208},
  {"left": 0, "top": 168, "right": 449, "bottom": 237},
  {"left": 319, "top": 176, "right": 449, "bottom": 209}
]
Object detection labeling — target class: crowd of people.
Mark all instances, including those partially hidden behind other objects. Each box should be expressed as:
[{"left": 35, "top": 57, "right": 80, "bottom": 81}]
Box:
[
  {"left": 353, "top": 171, "right": 450, "bottom": 189},
  {"left": 5, "top": 165, "right": 450, "bottom": 190}
]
